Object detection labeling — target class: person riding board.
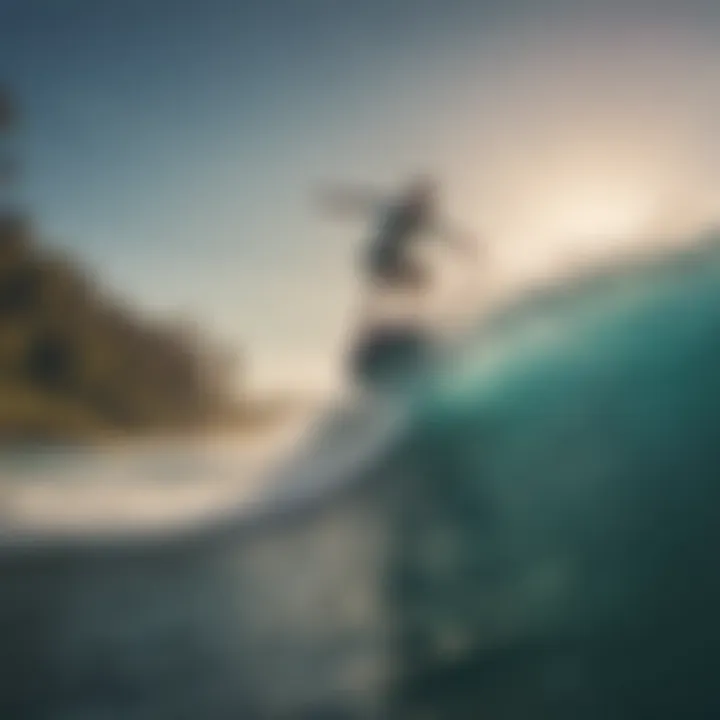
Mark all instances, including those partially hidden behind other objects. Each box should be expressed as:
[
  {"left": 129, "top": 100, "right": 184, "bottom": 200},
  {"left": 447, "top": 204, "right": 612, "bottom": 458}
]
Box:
[{"left": 319, "top": 175, "right": 479, "bottom": 384}]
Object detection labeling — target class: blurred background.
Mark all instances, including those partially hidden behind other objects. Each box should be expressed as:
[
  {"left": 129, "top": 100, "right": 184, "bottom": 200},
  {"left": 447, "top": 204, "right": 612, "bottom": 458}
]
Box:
[{"left": 4, "top": 1, "right": 720, "bottom": 718}]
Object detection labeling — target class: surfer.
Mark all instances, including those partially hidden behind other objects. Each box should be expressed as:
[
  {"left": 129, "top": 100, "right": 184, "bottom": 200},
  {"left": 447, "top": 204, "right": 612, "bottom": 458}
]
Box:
[{"left": 318, "top": 175, "right": 479, "bottom": 386}]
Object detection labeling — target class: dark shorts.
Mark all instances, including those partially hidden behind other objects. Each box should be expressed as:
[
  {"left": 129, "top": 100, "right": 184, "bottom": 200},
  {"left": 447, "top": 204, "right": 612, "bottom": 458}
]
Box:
[{"left": 367, "top": 251, "right": 429, "bottom": 290}]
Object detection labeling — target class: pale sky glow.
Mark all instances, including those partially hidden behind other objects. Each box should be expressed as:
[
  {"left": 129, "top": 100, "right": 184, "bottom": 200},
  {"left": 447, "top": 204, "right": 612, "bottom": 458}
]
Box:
[{"left": 3, "top": 1, "right": 720, "bottom": 392}]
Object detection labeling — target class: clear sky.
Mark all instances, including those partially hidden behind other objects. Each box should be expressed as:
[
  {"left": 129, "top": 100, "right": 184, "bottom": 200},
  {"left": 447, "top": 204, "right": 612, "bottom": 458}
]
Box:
[{"left": 2, "top": 0, "right": 720, "bottom": 392}]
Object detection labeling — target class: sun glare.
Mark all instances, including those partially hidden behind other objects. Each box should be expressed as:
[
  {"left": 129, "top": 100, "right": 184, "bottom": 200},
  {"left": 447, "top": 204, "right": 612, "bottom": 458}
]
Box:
[{"left": 542, "top": 180, "right": 657, "bottom": 244}]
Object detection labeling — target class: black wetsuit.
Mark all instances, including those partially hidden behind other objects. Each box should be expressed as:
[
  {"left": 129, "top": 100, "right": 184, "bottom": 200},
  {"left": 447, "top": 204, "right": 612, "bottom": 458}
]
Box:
[{"left": 366, "top": 196, "right": 433, "bottom": 288}]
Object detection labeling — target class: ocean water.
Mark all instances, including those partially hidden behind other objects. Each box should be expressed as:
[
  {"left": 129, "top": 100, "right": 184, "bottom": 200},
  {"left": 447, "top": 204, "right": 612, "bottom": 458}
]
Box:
[{"left": 4, "top": 236, "right": 720, "bottom": 718}]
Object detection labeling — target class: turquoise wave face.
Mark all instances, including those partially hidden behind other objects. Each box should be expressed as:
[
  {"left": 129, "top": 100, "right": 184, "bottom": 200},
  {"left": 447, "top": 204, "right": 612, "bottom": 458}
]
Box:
[{"left": 388, "top": 235, "right": 720, "bottom": 717}]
